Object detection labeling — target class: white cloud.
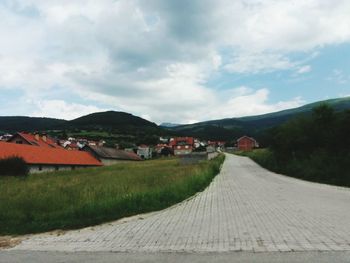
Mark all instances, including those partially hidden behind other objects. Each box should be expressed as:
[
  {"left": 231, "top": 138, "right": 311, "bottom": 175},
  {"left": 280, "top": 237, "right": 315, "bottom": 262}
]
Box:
[
  {"left": 297, "top": 65, "right": 312, "bottom": 74},
  {"left": 32, "top": 100, "right": 108, "bottom": 120},
  {"left": 0, "top": 0, "right": 349, "bottom": 123},
  {"left": 327, "top": 69, "right": 349, "bottom": 84},
  {"left": 224, "top": 53, "right": 295, "bottom": 74}
]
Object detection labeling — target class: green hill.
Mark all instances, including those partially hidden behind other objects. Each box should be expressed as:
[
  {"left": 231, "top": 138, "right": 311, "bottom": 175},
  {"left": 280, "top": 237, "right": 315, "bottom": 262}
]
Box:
[
  {"left": 168, "top": 97, "right": 350, "bottom": 141},
  {"left": 1, "top": 97, "right": 350, "bottom": 143},
  {"left": 0, "top": 117, "right": 67, "bottom": 133}
]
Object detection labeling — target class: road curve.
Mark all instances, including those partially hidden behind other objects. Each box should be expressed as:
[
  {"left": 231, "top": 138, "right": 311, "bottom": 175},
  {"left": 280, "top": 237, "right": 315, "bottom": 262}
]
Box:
[{"left": 8, "top": 154, "right": 350, "bottom": 252}]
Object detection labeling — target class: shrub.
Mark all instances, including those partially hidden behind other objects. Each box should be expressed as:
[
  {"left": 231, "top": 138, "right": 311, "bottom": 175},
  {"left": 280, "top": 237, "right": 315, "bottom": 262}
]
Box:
[{"left": 0, "top": 156, "right": 28, "bottom": 177}]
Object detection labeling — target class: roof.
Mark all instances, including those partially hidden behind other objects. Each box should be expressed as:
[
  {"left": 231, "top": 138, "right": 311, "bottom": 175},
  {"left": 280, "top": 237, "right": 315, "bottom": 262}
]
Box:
[
  {"left": 170, "top": 137, "right": 194, "bottom": 147},
  {"left": 0, "top": 142, "right": 102, "bottom": 166},
  {"left": 84, "top": 145, "right": 142, "bottom": 161},
  {"left": 237, "top": 136, "right": 257, "bottom": 143},
  {"left": 9, "top": 132, "right": 61, "bottom": 148}
]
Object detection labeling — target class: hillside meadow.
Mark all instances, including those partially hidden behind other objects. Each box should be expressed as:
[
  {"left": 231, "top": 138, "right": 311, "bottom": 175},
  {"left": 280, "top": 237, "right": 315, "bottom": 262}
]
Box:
[{"left": 0, "top": 155, "right": 224, "bottom": 235}]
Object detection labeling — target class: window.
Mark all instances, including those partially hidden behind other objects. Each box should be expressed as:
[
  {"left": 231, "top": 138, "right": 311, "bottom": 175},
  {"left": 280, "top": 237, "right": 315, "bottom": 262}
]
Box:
[
  {"left": 39, "top": 165, "right": 42, "bottom": 171},
  {"left": 55, "top": 166, "right": 59, "bottom": 171},
  {"left": 16, "top": 140, "right": 23, "bottom": 144}
]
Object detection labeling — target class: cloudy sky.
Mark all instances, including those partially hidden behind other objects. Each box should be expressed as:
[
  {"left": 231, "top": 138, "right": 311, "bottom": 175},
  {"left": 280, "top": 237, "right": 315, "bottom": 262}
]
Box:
[{"left": 0, "top": 0, "right": 350, "bottom": 124}]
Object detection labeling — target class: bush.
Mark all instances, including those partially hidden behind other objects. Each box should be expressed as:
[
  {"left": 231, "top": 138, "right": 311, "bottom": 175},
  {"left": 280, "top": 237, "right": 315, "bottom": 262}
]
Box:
[{"left": 0, "top": 156, "right": 28, "bottom": 177}]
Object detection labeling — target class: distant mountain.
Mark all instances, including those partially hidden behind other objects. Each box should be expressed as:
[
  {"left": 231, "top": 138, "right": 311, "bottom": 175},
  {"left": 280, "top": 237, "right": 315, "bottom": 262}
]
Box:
[
  {"left": 159, "top": 122, "right": 182, "bottom": 128},
  {"left": 167, "top": 97, "right": 350, "bottom": 141},
  {"left": 1, "top": 97, "right": 350, "bottom": 143}
]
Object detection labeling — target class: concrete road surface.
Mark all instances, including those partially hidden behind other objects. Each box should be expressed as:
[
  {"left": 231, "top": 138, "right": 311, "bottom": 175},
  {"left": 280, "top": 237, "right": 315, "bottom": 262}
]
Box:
[
  {"left": 2, "top": 154, "right": 350, "bottom": 261},
  {"left": 1, "top": 251, "right": 350, "bottom": 263}
]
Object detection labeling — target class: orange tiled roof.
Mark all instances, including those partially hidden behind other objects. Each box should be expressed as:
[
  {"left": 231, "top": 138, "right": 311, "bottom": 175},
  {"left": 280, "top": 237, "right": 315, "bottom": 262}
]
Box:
[
  {"left": 0, "top": 142, "right": 102, "bottom": 166},
  {"left": 13, "top": 132, "right": 61, "bottom": 148}
]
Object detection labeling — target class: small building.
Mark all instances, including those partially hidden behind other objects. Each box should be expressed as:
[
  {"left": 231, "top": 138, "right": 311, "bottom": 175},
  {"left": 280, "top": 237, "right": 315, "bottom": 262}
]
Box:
[
  {"left": 82, "top": 145, "right": 142, "bottom": 165},
  {"left": 237, "top": 136, "right": 259, "bottom": 151},
  {"left": 8, "top": 132, "right": 61, "bottom": 149},
  {"left": 137, "top": 145, "right": 152, "bottom": 159},
  {"left": 170, "top": 137, "right": 194, "bottom": 156},
  {"left": 0, "top": 134, "right": 12, "bottom": 141},
  {"left": 0, "top": 142, "right": 102, "bottom": 173},
  {"left": 154, "top": 144, "right": 168, "bottom": 154}
]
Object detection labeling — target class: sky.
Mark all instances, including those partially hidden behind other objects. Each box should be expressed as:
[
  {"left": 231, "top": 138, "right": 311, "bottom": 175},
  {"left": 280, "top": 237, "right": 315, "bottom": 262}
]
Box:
[{"left": 0, "top": 0, "right": 350, "bottom": 124}]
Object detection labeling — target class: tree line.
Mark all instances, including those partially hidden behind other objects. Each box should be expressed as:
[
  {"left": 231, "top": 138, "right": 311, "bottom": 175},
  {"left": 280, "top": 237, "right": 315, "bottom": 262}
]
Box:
[{"left": 249, "top": 104, "right": 350, "bottom": 187}]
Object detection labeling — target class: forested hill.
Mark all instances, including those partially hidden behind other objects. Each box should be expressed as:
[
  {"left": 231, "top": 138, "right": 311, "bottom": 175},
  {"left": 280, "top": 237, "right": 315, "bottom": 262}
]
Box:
[
  {"left": 0, "top": 111, "right": 159, "bottom": 134},
  {"left": 1, "top": 97, "right": 350, "bottom": 142},
  {"left": 0, "top": 116, "right": 67, "bottom": 133},
  {"left": 167, "top": 97, "right": 350, "bottom": 141}
]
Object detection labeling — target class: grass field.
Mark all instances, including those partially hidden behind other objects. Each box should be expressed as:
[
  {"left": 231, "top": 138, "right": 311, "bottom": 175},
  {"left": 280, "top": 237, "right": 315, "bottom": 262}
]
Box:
[{"left": 0, "top": 155, "right": 224, "bottom": 235}]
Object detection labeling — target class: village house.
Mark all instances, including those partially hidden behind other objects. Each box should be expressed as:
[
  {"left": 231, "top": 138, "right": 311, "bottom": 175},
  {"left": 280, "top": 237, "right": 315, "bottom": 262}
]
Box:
[
  {"left": 82, "top": 145, "right": 142, "bottom": 165},
  {"left": 0, "top": 142, "right": 102, "bottom": 173},
  {"left": 8, "top": 132, "right": 61, "bottom": 149},
  {"left": 170, "top": 137, "right": 194, "bottom": 155},
  {"left": 137, "top": 145, "right": 152, "bottom": 159},
  {"left": 237, "top": 136, "right": 259, "bottom": 151},
  {"left": 154, "top": 144, "right": 168, "bottom": 154},
  {"left": 0, "top": 133, "right": 12, "bottom": 141}
]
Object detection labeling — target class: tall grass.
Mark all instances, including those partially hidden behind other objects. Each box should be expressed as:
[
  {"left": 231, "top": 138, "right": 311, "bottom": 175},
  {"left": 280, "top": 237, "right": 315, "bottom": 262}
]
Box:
[
  {"left": 0, "top": 155, "right": 224, "bottom": 235},
  {"left": 237, "top": 149, "right": 350, "bottom": 187}
]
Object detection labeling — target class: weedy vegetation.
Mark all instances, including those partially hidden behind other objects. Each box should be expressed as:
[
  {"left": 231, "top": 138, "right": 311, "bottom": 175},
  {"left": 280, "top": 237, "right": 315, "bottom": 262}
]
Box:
[
  {"left": 0, "top": 155, "right": 224, "bottom": 235},
  {"left": 237, "top": 104, "right": 350, "bottom": 188}
]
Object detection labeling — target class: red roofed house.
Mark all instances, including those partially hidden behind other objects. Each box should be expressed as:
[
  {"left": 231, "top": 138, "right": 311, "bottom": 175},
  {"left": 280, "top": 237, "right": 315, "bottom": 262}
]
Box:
[
  {"left": 0, "top": 142, "right": 102, "bottom": 173},
  {"left": 8, "top": 132, "right": 61, "bottom": 149},
  {"left": 237, "top": 136, "right": 259, "bottom": 151},
  {"left": 170, "top": 137, "right": 194, "bottom": 155}
]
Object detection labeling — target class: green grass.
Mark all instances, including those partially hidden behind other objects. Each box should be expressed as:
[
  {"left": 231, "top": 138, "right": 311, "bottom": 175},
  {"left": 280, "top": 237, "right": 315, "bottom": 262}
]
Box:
[
  {"left": 235, "top": 149, "right": 280, "bottom": 172},
  {"left": 0, "top": 155, "right": 224, "bottom": 235},
  {"left": 235, "top": 149, "right": 350, "bottom": 187}
]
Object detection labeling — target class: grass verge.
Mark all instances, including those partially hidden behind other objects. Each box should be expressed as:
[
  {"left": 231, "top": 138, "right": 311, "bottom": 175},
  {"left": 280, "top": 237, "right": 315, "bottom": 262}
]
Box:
[
  {"left": 0, "top": 155, "right": 224, "bottom": 236},
  {"left": 236, "top": 149, "right": 350, "bottom": 187}
]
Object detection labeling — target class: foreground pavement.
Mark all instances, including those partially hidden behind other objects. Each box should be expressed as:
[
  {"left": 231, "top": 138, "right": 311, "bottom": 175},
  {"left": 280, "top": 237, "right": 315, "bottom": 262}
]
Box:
[
  {"left": 1, "top": 251, "right": 350, "bottom": 263},
  {"left": 2, "top": 154, "right": 350, "bottom": 258}
]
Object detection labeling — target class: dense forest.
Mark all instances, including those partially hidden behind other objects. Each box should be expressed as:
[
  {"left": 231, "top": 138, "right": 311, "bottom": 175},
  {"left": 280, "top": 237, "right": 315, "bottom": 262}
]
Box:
[{"left": 242, "top": 104, "right": 350, "bottom": 187}]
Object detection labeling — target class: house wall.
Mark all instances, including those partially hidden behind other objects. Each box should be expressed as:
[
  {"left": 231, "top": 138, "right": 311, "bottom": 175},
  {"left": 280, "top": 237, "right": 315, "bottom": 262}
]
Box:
[
  {"left": 28, "top": 165, "right": 83, "bottom": 174},
  {"left": 237, "top": 138, "right": 255, "bottom": 151},
  {"left": 100, "top": 158, "right": 125, "bottom": 166},
  {"left": 137, "top": 148, "right": 152, "bottom": 159}
]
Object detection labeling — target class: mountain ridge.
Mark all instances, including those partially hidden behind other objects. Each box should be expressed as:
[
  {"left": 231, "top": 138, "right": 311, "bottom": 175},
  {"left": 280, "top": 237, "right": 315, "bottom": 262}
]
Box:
[{"left": 0, "top": 96, "right": 349, "bottom": 143}]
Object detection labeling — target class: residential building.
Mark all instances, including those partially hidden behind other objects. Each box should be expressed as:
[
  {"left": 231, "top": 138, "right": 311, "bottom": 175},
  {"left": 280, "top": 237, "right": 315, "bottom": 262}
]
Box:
[
  {"left": 82, "top": 145, "right": 142, "bottom": 165},
  {"left": 8, "top": 132, "right": 61, "bottom": 149},
  {"left": 0, "top": 134, "right": 12, "bottom": 141},
  {"left": 137, "top": 145, "right": 152, "bottom": 159},
  {"left": 0, "top": 142, "right": 102, "bottom": 173},
  {"left": 237, "top": 136, "right": 259, "bottom": 151},
  {"left": 170, "top": 137, "right": 194, "bottom": 155}
]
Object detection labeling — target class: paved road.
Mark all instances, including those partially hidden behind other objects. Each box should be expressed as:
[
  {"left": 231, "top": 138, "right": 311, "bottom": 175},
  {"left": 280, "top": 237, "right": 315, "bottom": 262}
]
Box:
[
  {"left": 5, "top": 154, "right": 350, "bottom": 253},
  {"left": 1, "top": 251, "right": 350, "bottom": 263}
]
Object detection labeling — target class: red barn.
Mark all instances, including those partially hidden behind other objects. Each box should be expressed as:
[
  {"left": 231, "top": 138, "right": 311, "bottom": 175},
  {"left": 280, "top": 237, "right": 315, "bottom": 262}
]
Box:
[{"left": 237, "top": 136, "right": 258, "bottom": 151}]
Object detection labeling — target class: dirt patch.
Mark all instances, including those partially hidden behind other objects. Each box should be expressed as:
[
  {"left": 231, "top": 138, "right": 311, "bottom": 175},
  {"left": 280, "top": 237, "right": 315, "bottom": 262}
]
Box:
[{"left": 0, "top": 236, "right": 22, "bottom": 249}]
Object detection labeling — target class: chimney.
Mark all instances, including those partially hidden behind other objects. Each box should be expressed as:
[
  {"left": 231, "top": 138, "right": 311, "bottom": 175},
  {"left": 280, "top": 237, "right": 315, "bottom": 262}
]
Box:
[
  {"left": 41, "top": 132, "right": 47, "bottom": 142},
  {"left": 34, "top": 132, "right": 39, "bottom": 141}
]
